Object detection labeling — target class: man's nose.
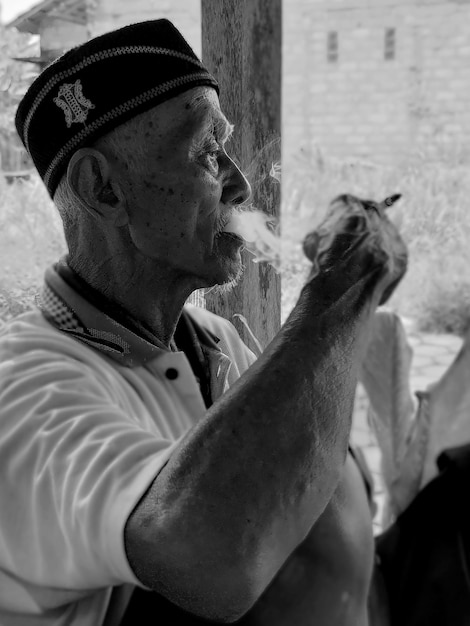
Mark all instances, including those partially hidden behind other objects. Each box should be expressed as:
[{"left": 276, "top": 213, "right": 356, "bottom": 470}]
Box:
[{"left": 221, "top": 156, "right": 252, "bottom": 206}]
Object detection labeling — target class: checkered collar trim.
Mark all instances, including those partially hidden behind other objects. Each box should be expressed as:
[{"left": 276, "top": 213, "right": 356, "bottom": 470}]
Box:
[{"left": 38, "top": 265, "right": 168, "bottom": 367}]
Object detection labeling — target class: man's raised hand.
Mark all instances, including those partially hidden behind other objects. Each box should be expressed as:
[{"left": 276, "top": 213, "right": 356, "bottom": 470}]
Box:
[{"left": 302, "top": 193, "right": 408, "bottom": 308}]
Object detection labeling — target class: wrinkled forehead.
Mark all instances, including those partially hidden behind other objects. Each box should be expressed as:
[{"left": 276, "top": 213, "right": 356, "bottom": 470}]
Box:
[
  {"left": 181, "top": 87, "right": 234, "bottom": 141},
  {"left": 184, "top": 85, "right": 220, "bottom": 109},
  {"left": 95, "top": 86, "right": 233, "bottom": 158}
]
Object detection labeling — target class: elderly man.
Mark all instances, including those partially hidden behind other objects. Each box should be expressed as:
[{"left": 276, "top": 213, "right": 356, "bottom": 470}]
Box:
[{"left": 0, "top": 19, "right": 406, "bottom": 626}]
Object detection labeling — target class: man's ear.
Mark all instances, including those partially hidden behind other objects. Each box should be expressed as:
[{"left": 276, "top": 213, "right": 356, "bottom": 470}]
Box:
[{"left": 66, "top": 148, "right": 128, "bottom": 227}]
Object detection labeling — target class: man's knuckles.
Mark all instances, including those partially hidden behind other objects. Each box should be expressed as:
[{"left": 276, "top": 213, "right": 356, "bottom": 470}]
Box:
[{"left": 302, "top": 193, "right": 408, "bottom": 297}]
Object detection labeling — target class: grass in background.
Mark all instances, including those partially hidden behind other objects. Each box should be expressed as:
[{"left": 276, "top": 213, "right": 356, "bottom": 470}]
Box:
[
  {"left": 0, "top": 174, "right": 66, "bottom": 322},
  {"left": 1, "top": 144, "right": 470, "bottom": 336},
  {"left": 281, "top": 144, "right": 470, "bottom": 335}
]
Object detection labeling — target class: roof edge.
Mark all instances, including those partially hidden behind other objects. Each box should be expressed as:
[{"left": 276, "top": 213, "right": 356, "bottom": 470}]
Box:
[{"left": 7, "top": 0, "right": 67, "bottom": 32}]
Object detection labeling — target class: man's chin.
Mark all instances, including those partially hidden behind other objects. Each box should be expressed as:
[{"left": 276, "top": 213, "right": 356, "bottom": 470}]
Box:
[
  {"left": 205, "top": 257, "right": 245, "bottom": 294},
  {"left": 212, "top": 264, "right": 245, "bottom": 294}
]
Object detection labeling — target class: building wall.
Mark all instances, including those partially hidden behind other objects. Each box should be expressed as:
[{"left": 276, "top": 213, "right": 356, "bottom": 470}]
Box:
[
  {"left": 40, "top": 18, "right": 87, "bottom": 56},
  {"left": 86, "top": 0, "right": 201, "bottom": 55},
  {"left": 33, "top": 1, "right": 201, "bottom": 62},
  {"left": 283, "top": 0, "right": 470, "bottom": 167}
]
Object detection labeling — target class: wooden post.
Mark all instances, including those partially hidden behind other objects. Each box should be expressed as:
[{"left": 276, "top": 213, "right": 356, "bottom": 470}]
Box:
[{"left": 201, "top": 0, "right": 282, "bottom": 351}]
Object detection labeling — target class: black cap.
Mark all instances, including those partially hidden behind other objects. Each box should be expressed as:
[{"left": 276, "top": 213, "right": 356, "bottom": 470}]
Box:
[{"left": 15, "top": 19, "right": 219, "bottom": 197}]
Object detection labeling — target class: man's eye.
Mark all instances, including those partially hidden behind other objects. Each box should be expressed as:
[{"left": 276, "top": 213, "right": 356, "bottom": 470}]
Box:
[{"left": 201, "top": 143, "right": 221, "bottom": 172}]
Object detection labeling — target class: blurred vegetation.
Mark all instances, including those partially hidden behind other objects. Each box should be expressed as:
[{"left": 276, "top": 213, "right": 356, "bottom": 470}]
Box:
[
  {"left": 0, "top": 23, "right": 38, "bottom": 171},
  {"left": 0, "top": 24, "right": 52, "bottom": 324},
  {"left": 0, "top": 174, "right": 66, "bottom": 323},
  {"left": 280, "top": 142, "right": 470, "bottom": 336}
]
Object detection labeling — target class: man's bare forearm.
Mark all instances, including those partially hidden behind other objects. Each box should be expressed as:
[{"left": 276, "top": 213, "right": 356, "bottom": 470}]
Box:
[
  {"left": 125, "top": 194, "right": 408, "bottom": 619},
  {"left": 125, "top": 270, "right": 382, "bottom": 618}
]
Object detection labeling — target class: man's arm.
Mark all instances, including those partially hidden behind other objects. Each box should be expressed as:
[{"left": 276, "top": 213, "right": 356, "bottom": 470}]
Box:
[{"left": 124, "top": 197, "right": 407, "bottom": 622}]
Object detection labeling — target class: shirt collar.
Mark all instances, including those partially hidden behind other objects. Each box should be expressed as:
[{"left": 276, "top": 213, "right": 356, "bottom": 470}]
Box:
[{"left": 37, "top": 261, "right": 220, "bottom": 368}]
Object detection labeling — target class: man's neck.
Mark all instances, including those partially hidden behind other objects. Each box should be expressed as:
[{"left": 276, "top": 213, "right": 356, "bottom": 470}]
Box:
[{"left": 64, "top": 256, "right": 199, "bottom": 350}]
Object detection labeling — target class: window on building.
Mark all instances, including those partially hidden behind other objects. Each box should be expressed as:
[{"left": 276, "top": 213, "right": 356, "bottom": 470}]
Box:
[
  {"left": 327, "top": 31, "right": 338, "bottom": 63},
  {"left": 384, "top": 28, "right": 396, "bottom": 60}
]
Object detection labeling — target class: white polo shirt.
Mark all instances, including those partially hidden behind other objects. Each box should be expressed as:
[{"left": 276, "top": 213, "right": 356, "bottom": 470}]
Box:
[{"left": 0, "top": 264, "right": 256, "bottom": 626}]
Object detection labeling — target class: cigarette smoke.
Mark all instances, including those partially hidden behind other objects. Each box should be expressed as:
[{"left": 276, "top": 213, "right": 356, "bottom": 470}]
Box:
[
  {"left": 223, "top": 208, "right": 281, "bottom": 272},
  {"left": 222, "top": 161, "right": 282, "bottom": 272},
  {"left": 221, "top": 155, "right": 402, "bottom": 281}
]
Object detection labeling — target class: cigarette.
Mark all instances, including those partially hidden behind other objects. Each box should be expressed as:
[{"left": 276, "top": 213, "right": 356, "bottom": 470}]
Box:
[{"left": 381, "top": 193, "right": 402, "bottom": 209}]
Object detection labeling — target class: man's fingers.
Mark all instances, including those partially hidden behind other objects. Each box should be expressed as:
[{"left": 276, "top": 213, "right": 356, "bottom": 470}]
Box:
[{"left": 302, "top": 193, "right": 408, "bottom": 301}]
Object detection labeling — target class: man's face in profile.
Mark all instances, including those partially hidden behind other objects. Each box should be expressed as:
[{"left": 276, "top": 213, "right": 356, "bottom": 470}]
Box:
[{"left": 114, "top": 87, "right": 251, "bottom": 289}]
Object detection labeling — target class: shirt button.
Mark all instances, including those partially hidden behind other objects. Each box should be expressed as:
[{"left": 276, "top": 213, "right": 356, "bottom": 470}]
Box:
[{"left": 165, "top": 368, "right": 179, "bottom": 380}]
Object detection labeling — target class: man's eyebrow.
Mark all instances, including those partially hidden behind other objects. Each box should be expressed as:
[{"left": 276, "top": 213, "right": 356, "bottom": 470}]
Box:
[{"left": 184, "top": 92, "right": 234, "bottom": 142}]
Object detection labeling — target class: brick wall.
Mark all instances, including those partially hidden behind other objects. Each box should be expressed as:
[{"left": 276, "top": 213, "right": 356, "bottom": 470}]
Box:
[{"left": 283, "top": 0, "right": 470, "bottom": 167}]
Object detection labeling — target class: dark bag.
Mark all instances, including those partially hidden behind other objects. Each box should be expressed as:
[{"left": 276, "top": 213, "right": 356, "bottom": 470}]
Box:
[{"left": 372, "top": 443, "right": 470, "bottom": 626}]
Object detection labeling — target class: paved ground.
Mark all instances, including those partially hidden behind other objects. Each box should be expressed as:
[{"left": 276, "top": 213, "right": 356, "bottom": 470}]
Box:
[{"left": 351, "top": 321, "right": 464, "bottom": 533}]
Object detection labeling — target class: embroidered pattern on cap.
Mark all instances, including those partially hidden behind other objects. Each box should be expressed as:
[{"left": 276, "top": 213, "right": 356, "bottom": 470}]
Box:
[
  {"left": 53, "top": 79, "right": 95, "bottom": 127},
  {"left": 43, "top": 72, "right": 211, "bottom": 188},
  {"left": 23, "top": 46, "right": 207, "bottom": 150}
]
